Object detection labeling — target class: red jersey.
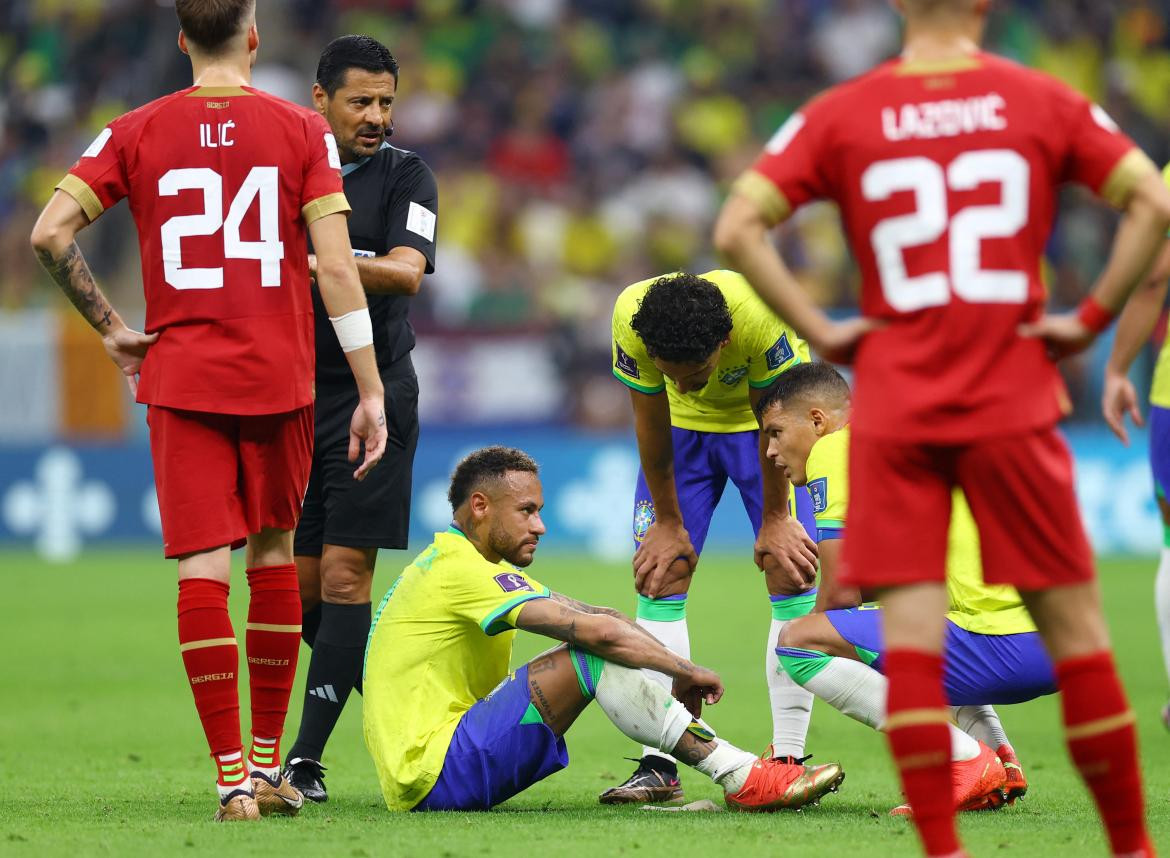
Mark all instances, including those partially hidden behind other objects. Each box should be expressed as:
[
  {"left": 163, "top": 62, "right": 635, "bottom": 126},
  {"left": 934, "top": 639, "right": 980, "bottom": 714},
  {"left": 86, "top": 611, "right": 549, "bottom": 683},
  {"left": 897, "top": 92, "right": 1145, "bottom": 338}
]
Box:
[
  {"left": 57, "top": 85, "right": 349, "bottom": 415},
  {"left": 740, "top": 53, "right": 1154, "bottom": 442}
]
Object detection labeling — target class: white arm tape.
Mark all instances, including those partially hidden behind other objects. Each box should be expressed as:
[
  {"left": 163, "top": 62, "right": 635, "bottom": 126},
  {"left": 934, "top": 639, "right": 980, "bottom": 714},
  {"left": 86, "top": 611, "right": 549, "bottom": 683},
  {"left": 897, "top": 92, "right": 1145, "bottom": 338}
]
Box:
[{"left": 329, "top": 308, "right": 374, "bottom": 352}]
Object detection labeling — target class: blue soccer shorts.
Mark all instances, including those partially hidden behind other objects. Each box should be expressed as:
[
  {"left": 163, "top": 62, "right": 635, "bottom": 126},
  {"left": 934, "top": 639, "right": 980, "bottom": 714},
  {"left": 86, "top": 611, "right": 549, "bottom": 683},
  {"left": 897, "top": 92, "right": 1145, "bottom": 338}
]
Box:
[
  {"left": 413, "top": 665, "right": 568, "bottom": 811},
  {"left": 632, "top": 427, "right": 816, "bottom": 554},
  {"left": 825, "top": 607, "right": 1057, "bottom": 705}
]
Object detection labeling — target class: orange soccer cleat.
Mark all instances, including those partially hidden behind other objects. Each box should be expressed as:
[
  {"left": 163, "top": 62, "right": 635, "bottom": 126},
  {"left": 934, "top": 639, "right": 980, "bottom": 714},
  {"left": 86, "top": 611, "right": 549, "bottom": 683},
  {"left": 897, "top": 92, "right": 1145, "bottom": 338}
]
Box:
[
  {"left": 996, "top": 744, "right": 1028, "bottom": 804},
  {"left": 724, "top": 751, "right": 845, "bottom": 812},
  {"left": 890, "top": 741, "right": 1007, "bottom": 816}
]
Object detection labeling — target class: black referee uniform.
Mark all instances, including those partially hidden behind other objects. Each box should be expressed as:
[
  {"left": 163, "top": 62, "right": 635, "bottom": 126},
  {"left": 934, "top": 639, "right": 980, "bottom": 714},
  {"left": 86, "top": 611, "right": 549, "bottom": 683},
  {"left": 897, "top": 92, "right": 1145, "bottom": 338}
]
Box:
[
  {"left": 285, "top": 141, "right": 436, "bottom": 789},
  {"left": 295, "top": 142, "right": 436, "bottom": 556}
]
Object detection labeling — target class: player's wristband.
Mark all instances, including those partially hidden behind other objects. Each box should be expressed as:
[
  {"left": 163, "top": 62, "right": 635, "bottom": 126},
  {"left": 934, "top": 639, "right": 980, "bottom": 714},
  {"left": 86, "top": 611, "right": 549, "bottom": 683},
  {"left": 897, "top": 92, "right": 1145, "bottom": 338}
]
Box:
[
  {"left": 329, "top": 308, "right": 374, "bottom": 352},
  {"left": 1076, "top": 297, "right": 1116, "bottom": 335}
]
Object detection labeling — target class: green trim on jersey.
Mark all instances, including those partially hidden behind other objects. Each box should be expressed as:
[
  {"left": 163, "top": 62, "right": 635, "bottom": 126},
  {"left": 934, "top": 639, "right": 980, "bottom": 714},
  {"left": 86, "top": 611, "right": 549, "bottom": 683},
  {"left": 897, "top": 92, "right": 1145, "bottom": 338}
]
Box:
[
  {"left": 480, "top": 588, "right": 551, "bottom": 636},
  {"left": 519, "top": 702, "right": 545, "bottom": 726},
  {"left": 612, "top": 368, "right": 666, "bottom": 395},
  {"left": 748, "top": 356, "right": 803, "bottom": 388}
]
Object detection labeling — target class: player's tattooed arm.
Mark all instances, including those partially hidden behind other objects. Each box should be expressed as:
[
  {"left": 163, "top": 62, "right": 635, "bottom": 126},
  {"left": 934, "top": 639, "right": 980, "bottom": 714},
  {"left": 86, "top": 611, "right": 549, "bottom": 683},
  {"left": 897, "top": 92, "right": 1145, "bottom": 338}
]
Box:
[
  {"left": 548, "top": 592, "right": 663, "bottom": 645},
  {"left": 34, "top": 242, "right": 116, "bottom": 333},
  {"left": 517, "top": 596, "right": 707, "bottom": 682}
]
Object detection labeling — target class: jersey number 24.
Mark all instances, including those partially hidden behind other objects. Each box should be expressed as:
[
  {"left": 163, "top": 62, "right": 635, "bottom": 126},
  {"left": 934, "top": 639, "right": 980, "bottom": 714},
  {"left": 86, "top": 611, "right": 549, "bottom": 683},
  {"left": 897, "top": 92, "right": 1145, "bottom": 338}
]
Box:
[
  {"left": 158, "top": 167, "right": 284, "bottom": 290},
  {"left": 863, "top": 149, "right": 1030, "bottom": 312}
]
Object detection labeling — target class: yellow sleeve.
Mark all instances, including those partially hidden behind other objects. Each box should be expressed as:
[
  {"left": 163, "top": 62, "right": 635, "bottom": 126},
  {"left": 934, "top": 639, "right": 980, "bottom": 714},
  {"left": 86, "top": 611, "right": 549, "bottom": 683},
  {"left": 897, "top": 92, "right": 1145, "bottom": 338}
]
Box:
[
  {"left": 443, "top": 563, "right": 550, "bottom": 637},
  {"left": 611, "top": 284, "right": 665, "bottom": 394},
  {"left": 804, "top": 430, "right": 849, "bottom": 538},
  {"left": 734, "top": 290, "right": 810, "bottom": 387}
]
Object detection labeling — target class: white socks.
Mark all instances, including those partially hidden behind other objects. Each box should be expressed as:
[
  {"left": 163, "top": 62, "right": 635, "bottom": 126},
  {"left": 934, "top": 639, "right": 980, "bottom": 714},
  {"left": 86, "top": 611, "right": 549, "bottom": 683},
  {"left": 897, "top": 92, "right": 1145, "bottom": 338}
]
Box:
[
  {"left": 696, "top": 740, "right": 757, "bottom": 793},
  {"left": 768, "top": 617, "right": 813, "bottom": 757},
  {"left": 635, "top": 614, "right": 690, "bottom": 761},
  {"left": 593, "top": 659, "right": 755, "bottom": 791},
  {"left": 953, "top": 704, "right": 1009, "bottom": 751},
  {"left": 1157, "top": 547, "right": 1170, "bottom": 686}
]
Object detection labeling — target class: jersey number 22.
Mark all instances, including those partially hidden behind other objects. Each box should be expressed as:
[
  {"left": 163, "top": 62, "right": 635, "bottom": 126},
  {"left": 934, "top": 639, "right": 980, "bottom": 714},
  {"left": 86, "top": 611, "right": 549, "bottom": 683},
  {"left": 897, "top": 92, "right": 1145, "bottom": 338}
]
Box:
[{"left": 863, "top": 149, "right": 1030, "bottom": 312}]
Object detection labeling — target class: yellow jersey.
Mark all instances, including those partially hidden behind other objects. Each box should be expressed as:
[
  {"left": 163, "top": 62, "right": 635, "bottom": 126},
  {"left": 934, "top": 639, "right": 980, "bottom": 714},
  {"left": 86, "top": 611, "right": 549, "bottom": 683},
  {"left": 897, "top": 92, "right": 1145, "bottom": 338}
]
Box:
[
  {"left": 1149, "top": 164, "right": 1170, "bottom": 408},
  {"left": 804, "top": 427, "right": 1036, "bottom": 636},
  {"left": 611, "top": 269, "right": 809, "bottom": 433},
  {"left": 363, "top": 527, "right": 550, "bottom": 811}
]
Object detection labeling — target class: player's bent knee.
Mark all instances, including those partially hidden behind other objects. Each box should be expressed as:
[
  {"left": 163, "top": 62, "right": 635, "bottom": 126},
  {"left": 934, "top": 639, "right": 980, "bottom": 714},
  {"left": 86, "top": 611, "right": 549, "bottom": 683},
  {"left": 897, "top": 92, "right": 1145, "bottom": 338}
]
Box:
[{"left": 320, "top": 547, "right": 376, "bottom": 604}]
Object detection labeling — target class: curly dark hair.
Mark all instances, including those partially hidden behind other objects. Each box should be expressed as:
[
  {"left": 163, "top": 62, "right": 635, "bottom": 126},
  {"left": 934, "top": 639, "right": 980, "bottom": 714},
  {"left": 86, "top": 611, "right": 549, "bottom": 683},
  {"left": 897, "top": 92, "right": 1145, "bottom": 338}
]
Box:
[
  {"left": 630, "top": 273, "right": 733, "bottom": 364},
  {"left": 753, "top": 362, "right": 850, "bottom": 419},
  {"left": 448, "top": 446, "right": 539, "bottom": 510}
]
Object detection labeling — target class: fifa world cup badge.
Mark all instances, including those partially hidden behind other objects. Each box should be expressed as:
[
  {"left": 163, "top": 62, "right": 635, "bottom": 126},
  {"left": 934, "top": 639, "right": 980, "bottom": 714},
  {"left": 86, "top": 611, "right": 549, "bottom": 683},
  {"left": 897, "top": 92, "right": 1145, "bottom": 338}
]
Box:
[{"left": 633, "top": 500, "right": 656, "bottom": 543}]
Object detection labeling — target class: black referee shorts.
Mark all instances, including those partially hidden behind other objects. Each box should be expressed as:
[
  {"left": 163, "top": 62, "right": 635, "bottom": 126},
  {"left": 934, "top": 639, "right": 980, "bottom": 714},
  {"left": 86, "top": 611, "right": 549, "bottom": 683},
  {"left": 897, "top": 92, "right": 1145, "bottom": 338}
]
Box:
[{"left": 294, "top": 356, "right": 419, "bottom": 556}]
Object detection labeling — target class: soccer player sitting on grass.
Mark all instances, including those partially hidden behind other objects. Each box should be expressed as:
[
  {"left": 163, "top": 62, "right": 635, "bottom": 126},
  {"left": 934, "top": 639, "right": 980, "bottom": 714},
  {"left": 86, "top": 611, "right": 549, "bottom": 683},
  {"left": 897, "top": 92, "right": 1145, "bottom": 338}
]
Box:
[
  {"left": 755, "top": 363, "right": 1055, "bottom": 814},
  {"left": 362, "top": 446, "right": 845, "bottom": 812}
]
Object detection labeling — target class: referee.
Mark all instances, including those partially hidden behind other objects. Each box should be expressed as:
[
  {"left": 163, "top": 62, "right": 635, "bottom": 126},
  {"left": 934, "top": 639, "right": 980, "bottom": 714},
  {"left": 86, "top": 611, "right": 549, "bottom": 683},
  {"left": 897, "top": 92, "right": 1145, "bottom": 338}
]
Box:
[{"left": 284, "top": 35, "right": 437, "bottom": 803}]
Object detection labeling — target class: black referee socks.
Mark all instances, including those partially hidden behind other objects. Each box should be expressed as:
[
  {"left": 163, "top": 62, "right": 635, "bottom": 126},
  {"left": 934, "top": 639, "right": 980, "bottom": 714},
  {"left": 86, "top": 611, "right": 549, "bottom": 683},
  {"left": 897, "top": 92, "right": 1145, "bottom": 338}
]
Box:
[{"left": 288, "top": 601, "right": 371, "bottom": 764}]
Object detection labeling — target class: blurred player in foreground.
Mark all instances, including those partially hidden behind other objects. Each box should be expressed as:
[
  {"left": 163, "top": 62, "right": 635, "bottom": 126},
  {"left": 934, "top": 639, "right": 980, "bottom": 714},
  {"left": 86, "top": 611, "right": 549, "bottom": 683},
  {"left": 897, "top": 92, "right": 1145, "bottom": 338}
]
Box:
[
  {"left": 362, "top": 446, "right": 845, "bottom": 812},
  {"left": 759, "top": 363, "right": 1056, "bottom": 813},
  {"left": 285, "top": 34, "right": 438, "bottom": 803},
  {"left": 715, "top": 0, "right": 1170, "bottom": 854},
  {"left": 1102, "top": 168, "right": 1170, "bottom": 727},
  {"left": 30, "top": 0, "right": 387, "bottom": 821},
  {"left": 606, "top": 270, "right": 821, "bottom": 802}
]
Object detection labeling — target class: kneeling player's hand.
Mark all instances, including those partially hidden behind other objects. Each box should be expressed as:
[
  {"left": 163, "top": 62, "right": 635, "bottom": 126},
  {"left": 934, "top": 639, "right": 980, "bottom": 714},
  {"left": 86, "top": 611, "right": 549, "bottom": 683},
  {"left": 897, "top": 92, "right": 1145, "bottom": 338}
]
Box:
[{"left": 349, "top": 396, "right": 388, "bottom": 480}]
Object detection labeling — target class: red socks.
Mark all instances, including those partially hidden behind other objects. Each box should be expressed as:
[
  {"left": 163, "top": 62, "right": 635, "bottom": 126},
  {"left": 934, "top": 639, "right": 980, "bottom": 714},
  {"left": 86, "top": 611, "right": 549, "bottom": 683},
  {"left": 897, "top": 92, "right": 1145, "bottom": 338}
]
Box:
[
  {"left": 244, "top": 564, "right": 302, "bottom": 765},
  {"left": 177, "top": 577, "right": 242, "bottom": 778},
  {"left": 1056, "top": 652, "right": 1152, "bottom": 857},
  {"left": 885, "top": 649, "right": 959, "bottom": 857}
]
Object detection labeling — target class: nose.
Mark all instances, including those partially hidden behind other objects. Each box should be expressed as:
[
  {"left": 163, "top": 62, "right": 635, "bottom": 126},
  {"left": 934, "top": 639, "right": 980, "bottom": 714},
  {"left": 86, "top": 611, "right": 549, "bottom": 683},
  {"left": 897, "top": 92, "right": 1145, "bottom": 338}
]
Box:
[
  {"left": 363, "top": 104, "right": 383, "bottom": 129},
  {"left": 531, "top": 513, "right": 547, "bottom": 536}
]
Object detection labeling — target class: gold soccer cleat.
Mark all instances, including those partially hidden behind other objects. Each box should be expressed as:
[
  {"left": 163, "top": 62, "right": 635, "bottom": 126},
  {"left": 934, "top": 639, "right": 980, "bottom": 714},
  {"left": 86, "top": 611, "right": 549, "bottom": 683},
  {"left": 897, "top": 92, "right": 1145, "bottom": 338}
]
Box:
[
  {"left": 724, "top": 754, "right": 845, "bottom": 812},
  {"left": 251, "top": 770, "right": 304, "bottom": 817},
  {"left": 213, "top": 792, "right": 260, "bottom": 822}
]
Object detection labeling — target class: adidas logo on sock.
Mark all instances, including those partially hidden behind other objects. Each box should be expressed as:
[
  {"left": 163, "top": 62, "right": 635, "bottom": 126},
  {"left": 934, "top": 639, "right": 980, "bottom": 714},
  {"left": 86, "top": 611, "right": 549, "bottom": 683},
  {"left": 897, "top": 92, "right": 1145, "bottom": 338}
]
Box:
[{"left": 309, "top": 685, "right": 339, "bottom": 703}]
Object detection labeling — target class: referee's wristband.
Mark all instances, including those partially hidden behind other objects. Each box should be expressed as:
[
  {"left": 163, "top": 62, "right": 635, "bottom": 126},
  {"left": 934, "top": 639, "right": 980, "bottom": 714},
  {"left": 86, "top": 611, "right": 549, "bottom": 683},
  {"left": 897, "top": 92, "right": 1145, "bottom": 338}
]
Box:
[
  {"left": 1076, "top": 296, "right": 1116, "bottom": 335},
  {"left": 330, "top": 308, "right": 374, "bottom": 352}
]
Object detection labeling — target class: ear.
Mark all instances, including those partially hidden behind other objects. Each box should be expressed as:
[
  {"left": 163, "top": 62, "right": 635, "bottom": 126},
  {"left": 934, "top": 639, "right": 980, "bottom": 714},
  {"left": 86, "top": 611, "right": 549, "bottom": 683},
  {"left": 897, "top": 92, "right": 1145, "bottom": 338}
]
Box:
[
  {"left": 178, "top": 29, "right": 189, "bottom": 56},
  {"left": 311, "top": 82, "right": 329, "bottom": 116},
  {"left": 247, "top": 23, "right": 259, "bottom": 65},
  {"left": 809, "top": 406, "right": 829, "bottom": 436},
  {"left": 469, "top": 490, "right": 490, "bottom": 521}
]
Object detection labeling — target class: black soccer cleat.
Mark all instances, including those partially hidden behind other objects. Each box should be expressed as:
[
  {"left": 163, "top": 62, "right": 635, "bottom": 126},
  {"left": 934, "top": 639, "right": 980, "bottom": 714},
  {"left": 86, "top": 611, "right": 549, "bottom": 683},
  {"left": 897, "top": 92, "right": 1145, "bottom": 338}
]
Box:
[
  {"left": 599, "top": 756, "right": 683, "bottom": 805},
  {"left": 284, "top": 757, "right": 328, "bottom": 803}
]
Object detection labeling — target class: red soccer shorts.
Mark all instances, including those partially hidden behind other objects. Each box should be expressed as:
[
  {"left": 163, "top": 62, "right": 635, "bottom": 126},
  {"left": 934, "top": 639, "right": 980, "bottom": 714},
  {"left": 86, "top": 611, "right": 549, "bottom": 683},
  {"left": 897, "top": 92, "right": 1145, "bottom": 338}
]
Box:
[
  {"left": 840, "top": 425, "right": 1094, "bottom": 592},
  {"left": 147, "top": 405, "right": 314, "bottom": 558}
]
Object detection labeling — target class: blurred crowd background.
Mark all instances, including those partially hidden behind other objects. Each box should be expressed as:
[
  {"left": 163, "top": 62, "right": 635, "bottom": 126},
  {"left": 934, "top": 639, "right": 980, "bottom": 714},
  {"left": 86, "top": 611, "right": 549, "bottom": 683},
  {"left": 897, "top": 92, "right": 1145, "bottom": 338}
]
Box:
[{"left": 3, "top": 0, "right": 1170, "bottom": 432}]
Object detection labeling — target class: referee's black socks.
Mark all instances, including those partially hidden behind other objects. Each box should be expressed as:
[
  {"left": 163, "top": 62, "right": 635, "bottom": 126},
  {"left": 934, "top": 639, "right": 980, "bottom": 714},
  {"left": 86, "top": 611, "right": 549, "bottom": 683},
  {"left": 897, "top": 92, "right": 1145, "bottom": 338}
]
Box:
[{"left": 288, "top": 601, "right": 371, "bottom": 763}]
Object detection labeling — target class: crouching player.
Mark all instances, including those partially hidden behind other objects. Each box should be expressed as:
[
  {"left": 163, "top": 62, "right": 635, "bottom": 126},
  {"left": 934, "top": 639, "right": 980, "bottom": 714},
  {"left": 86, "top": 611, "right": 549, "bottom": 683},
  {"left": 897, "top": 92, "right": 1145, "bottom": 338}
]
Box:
[
  {"left": 363, "top": 446, "right": 845, "bottom": 812},
  {"left": 756, "top": 364, "right": 1057, "bottom": 812}
]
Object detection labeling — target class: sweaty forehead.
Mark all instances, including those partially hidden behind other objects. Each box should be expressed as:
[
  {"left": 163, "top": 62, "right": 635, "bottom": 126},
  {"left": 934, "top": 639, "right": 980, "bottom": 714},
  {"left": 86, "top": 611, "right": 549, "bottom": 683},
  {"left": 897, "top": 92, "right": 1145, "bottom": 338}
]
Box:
[
  {"left": 337, "top": 68, "right": 397, "bottom": 97},
  {"left": 488, "top": 470, "right": 542, "bottom": 503}
]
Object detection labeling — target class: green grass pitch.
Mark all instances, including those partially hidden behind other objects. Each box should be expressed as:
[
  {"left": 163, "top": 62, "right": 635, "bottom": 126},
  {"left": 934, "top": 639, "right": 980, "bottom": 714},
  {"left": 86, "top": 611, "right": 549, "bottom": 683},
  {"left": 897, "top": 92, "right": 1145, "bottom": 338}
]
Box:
[{"left": 0, "top": 548, "right": 1167, "bottom": 856}]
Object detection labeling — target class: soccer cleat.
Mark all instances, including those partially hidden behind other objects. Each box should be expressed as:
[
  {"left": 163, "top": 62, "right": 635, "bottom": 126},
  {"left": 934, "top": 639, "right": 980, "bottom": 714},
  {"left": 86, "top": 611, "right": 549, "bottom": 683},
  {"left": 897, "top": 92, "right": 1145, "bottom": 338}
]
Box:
[
  {"left": 250, "top": 769, "right": 304, "bottom": 816},
  {"left": 599, "top": 756, "right": 683, "bottom": 805},
  {"left": 889, "top": 741, "right": 1007, "bottom": 816},
  {"left": 724, "top": 755, "right": 845, "bottom": 812},
  {"left": 284, "top": 757, "right": 328, "bottom": 804},
  {"left": 996, "top": 744, "right": 1027, "bottom": 804},
  {"left": 213, "top": 789, "right": 260, "bottom": 822}
]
